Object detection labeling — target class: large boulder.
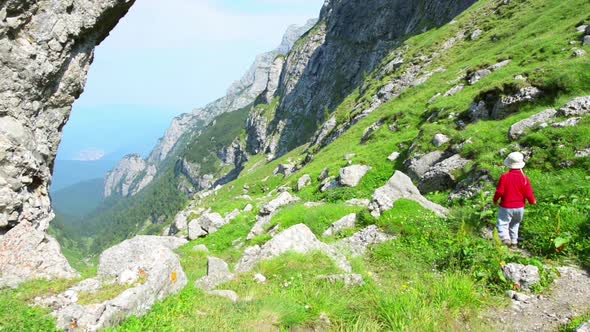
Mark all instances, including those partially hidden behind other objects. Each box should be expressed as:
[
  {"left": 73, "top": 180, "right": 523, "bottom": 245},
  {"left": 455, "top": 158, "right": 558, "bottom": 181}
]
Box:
[
  {"left": 38, "top": 236, "right": 187, "bottom": 332},
  {"left": 195, "top": 257, "right": 235, "bottom": 291},
  {"left": 197, "top": 213, "right": 228, "bottom": 234},
  {"left": 322, "top": 214, "right": 357, "bottom": 237},
  {"left": 297, "top": 174, "right": 312, "bottom": 191},
  {"left": 260, "top": 192, "right": 300, "bottom": 215},
  {"left": 418, "top": 154, "right": 470, "bottom": 193},
  {"left": 236, "top": 224, "right": 352, "bottom": 273},
  {"left": 369, "top": 171, "right": 449, "bottom": 218},
  {"left": 405, "top": 151, "right": 446, "bottom": 181},
  {"left": 0, "top": 224, "right": 79, "bottom": 288},
  {"left": 558, "top": 96, "right": 590, "bottom": 117},
  {"left": 502, "top": 263, "right": 540, "bottom": 291},
  {"left": 491, "top": 87, "right": 542, "bottom": 119},
  {"left": 339, "top": 165, "right": 372, "bottom": 187},
  {"left": 509, "top": 109, "right": 557, "bottom": 140},
  {"left": 333, "top": 225, "right": 394, "bottom": 257}
]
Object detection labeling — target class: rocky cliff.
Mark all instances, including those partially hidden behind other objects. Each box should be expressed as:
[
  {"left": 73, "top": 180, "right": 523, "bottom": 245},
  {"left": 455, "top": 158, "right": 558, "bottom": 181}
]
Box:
[
  {"left": 103, "top": 19, "right": 317, "bottom": 198},
  {"left": 0, "top": 0, "right": 135, "bottom": 287},
  {"left": 265, "top": 0, "right": 478, "bottom": 156}
]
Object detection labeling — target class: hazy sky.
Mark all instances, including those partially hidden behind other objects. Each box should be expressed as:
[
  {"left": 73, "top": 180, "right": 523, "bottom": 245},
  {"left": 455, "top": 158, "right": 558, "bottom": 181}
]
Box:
[{"left": 59, "top": 0, "right": 323, "bottom": 161}]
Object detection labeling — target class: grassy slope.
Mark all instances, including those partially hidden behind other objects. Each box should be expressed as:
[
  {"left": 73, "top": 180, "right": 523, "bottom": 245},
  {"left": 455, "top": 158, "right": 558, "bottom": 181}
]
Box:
[{"left": 2, "top": 0, "right": 589, "bottom": 331}]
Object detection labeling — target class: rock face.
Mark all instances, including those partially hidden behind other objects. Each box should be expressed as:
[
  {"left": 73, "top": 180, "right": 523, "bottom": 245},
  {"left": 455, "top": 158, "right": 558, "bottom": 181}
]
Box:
[
  {"left": 369, "top": 171, "right": 449, "bottom": 217},
  {"left": 247, "top": 192, "right": 300, "bottom": 240},
  {"left": 195, "top": 257, "right": 235, "bottom": 291},
  {"left": 509, "top": 109, "right": 558, "bottom": 140},
  {"left": 333, "top": 225, "right": 394, "bottom": 257},
  {"left": 266, "top": 0, "right": 478, "bottom": 155},
  {"left": 418, "top": 154, "right": 470, "bottom": 193},
  {"left": 236, "top": 224, "right": 352, "bottom": 273},
  {"left": 188, "top": 213, "right": 227, "bottom": 240},
  {"left": 103, "top": 154, "right": 148, "bottom": 197},
  {"left": 339, "top": 165, "right": 372, "bottom": 187},
  {"left": 322, "top": 214, "right": 357, "bottom": 237},
  {"left": 38, "top": 236, "right": 187, "bottom": 332},
  {"left": 0, "top": 0, "right": 135, "bottom": 287}
]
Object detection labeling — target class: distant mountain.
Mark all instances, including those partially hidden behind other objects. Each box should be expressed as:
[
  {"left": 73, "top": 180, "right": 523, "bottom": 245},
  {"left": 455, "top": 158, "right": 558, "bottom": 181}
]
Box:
[
  {"left": 51, "top": 178, "right": 105, "bottom": 219},
  {"left": 51, "top": 159, "right": 117, "bottom": 192}
]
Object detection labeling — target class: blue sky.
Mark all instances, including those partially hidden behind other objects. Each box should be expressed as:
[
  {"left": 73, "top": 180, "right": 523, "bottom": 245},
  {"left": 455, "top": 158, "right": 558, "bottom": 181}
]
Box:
[{"left": 58, "top": 0, "right": 323, "bottom": 161}]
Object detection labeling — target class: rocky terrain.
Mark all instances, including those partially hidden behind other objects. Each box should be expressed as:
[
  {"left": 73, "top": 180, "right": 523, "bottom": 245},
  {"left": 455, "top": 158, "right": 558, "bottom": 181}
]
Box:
[
  {"left": 1, "top": 0, "right": 590, "bottom": 331},
  {"left": 0, "top": 0, "right": 135, "bottom": 287}
]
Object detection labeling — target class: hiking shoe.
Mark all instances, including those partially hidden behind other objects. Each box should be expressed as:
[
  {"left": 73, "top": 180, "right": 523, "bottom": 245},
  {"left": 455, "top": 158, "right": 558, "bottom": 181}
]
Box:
[
  {"left": 510, "top": 243, "right": 518, "bottom": 249},
  {"left": 502, "top": 240, "right": 511, "bottom": 246}
]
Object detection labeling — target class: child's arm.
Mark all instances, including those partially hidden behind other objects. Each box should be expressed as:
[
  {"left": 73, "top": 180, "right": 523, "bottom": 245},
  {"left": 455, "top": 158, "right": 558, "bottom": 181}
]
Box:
[
  {"left": 524, "top": 177, "right": 536, "bottom": 205},
  {"left": 493, "top": 175, "right": 505, "bottom": 205}
]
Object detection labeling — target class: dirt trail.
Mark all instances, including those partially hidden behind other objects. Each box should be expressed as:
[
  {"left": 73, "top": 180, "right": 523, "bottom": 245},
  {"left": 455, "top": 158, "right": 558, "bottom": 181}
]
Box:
[{"left": 483, "top": 266, "right": 590, "bottom": 331}]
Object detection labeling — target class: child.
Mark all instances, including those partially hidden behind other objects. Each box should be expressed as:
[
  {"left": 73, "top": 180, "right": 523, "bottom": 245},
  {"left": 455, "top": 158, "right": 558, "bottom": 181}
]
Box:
[{"left": 493, "top": 152, "right": 536, "bottom": 248}]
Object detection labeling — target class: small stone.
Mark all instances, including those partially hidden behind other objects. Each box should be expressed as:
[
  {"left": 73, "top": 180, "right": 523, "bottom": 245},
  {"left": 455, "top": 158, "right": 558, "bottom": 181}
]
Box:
[
  {"left": 207, "top": 290, "right": 239, "bottom": 303},
  {"left": 339, "top": 165, "right": 372, "bottom": 187},
  {"left": 297, "top": 174, "right": 312, "bottom": 191},
  {"left": 243, "top": 204, "right": 253, "bottom": 212},
  {"left": 584, "top": 35, "right": 590, "bottom": 46},
  {"left": 432, "top": 133, "right": 450, "bottom": 147},
  {"left": 253, "top": 273, "right": 267, "bottom": 284},
  {"left": 576, "top": 25, "right": 588, "bottom": 33},
  {"left": 192, "top": 244, "right": 209, "bottom": 253},
  {"left": 573, "top": 49, "right": 587, "bottom": 57},
  {"left": 470, "top": 29, "right": 483, "bottom": 40},
  {"left": 387, "top": 152, "right": 400, "bottom": 161},
  {"left": 322, "top": 214, "right": 357, "bottom": 237}
]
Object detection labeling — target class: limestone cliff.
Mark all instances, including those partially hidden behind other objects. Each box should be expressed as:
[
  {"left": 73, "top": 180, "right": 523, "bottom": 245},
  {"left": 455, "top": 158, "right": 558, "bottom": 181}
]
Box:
[
  {"left": 0, "top": 0, "right": 135, "bottom": 287},
  {"left": 265, "top": 0, "right": 478, "bottom": 156}
]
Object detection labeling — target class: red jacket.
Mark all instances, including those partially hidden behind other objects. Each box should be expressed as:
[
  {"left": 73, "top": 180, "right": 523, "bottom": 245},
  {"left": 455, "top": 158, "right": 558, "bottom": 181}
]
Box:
[{"left": 493, "top": 169, "right": 536, "bottom": 208}]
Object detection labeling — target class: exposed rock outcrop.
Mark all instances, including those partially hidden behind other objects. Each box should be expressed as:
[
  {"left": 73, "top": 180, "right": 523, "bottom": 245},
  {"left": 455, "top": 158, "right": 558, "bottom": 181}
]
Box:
[
  {"left": 333, "top": 225, "right": 394, "bottom": 257},
  {"left": 322, "top": 214, "right": 357, "bottom": 237},
  {"left": 195, "top": 257, "right": 235, "bottom": 291},
  {"left": 236, "top": 224, "right": 352, "bottom": 273},
  {"left": 369, "top": 171, "right": 449, "bottom": 218},
  {"left": 37, "top": 236, "right": 187, "bottom": 332},
  {"left": 103, "top": 154, "right": 147, "bottom": 198},
  {"left": 0, "top": 0, "right": 135, "bottom": 287},
  {"left": 509, "top": 109, "right": 558, "bottom": 140},
  {"left": 267, "top": 0, "right": 478, "bottom": 156}
]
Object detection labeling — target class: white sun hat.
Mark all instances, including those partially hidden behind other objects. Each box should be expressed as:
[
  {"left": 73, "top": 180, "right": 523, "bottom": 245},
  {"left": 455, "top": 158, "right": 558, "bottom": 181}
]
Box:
[{"left": 504, "top": 151, "right": 526, "bottom": 169}]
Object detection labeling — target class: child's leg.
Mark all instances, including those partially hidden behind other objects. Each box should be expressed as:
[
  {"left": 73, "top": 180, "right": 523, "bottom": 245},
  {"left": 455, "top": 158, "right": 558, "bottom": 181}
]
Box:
[
  {"left": 497, "top": 207, "right": 511, "bottom": 243},
  {"left": 509, "top": 208, "right": 524, "bottom": 245}
]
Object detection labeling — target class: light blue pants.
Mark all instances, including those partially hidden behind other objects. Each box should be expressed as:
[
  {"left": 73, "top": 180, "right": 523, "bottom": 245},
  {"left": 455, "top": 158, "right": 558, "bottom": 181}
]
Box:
[{"left": 497, "top": 207, "right": 524, "bottom": 244}]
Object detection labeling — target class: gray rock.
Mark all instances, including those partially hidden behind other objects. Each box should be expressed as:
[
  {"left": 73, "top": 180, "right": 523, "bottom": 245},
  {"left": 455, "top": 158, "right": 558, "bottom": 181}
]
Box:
[
  {"left": 207, "top": 290, "right": 240, "bottom": 303},
  {"left": 318, "top": 274, "right": 365, "bottom": 287},
  {"left": 576, "top": 25, "right": 588, "bottom": 33},
  {"left": 195, "top": 257, "right": 235, "bottom": 291},
  {"left": 576, "top": 321, "right": 590, "bottom": 332},
  {"left": 449, "top": 170, "right": 494, "bottom": 200},
  {"left": 304, "top": 202, "right": 326, "bottom": 208},
  {"left": 468, "top": 69, "right": 492, "bottom": 85},
  {"left": 558, "top": 96, "right": 590, "bottom": 117},
  {"left": 444, "top": 84, "right": 465, "bottom": 96},
  {"left": 552, "top": 117, "right": 582, "bottom": 128},
  {"left": 40, "top": 236, "right": 188, "bottom": 332},
  {"left": 322, "top": 214, "right": 357, "bottom": 237},
  {"left": 492, "top": 87, "right": 543, "bottom": 119},
  {"left": 192, "top": 245, "right": 209, "bottom": 253},
  {"left": 333, "top": 226, "right": 394, "bottom": 257},
  {"left": 197, "top": 213, "right": 228, "bottom": 234},
  {"left": 104, "top": 155, "right": 148, "bottom": 198},
  {"left": 469, "top": 101, "right": 490, "bottom": 121},
  {"left": 432, "top": 134, "right": 450, "bottom": 147},
  {"left": 361, "top": 121, "right": 384, "bottom": 143},
  {"left": 225, "top": 209, "right": 241, "bottom": 223},
  {"left": 509, "top": 109, "right": 558, "bottom": 140},
  {"left": 344, "top": 154, "right": 356, "bottom": 161},
  {"left": 584, "top": 35, "right": 590, "bottom": 46},
  {"left": 297, "top": 174, "right": 312, "bottom": 191},
  {"left": 387, "top": 152, "right": 401, "bottom": 161},
  {"left": 320, "top": 177, "right": 340, "bottom": 192},
  {"left": 339, "top": 165, "right": 372, "bottom": 187},
  {"left": 274, "top": 163, "right": 296, "bottom": 177},
  {"left": 243, "top": 204, "right": 254, "bottom": 213},
  {"left": 169, "top": 211, "right": 189, "bottom": 236},
  {"left": 470, "top": 29, "right": 483, "bottom": 40},
  {"left": 345, "top": 199, "right": 371, "bottom": 207},
  {"left": 406, "top": 151, "right": 446, "bottom": 180},
  {"left": 419, "top": 154, "right": 471, "bottom": 193},
  {"left": 260, "top": 192, "right": 300, "bottom": 215},
  {"left": 369, "top": 171, "right": 449, "bottom": 218},
  {"left": 575, "top": 148, "right": 590, "bottom": 158},
  {"left": 0, "top": 224, "right": 79, "bottom": 288},
  {"left": 246, "top": 213, "right": 275, "bottom": 241},
  {"left": 236, "top": 224, "right": 352, "bottom": 273},
  {"left": 318, "top": 168, "right": 330, "bottom": 181},
  {"left": 253, "top": 273, "right": 267, "bottom": 284},
  {"left": 188, "top": 221, "right": 207, "bottom": 241},
  {"left": 574, "top": 49, "right": 587, "bottom": 57},
  {"left": 502, "top": 263, "right": 541, "bottom": 291}
]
